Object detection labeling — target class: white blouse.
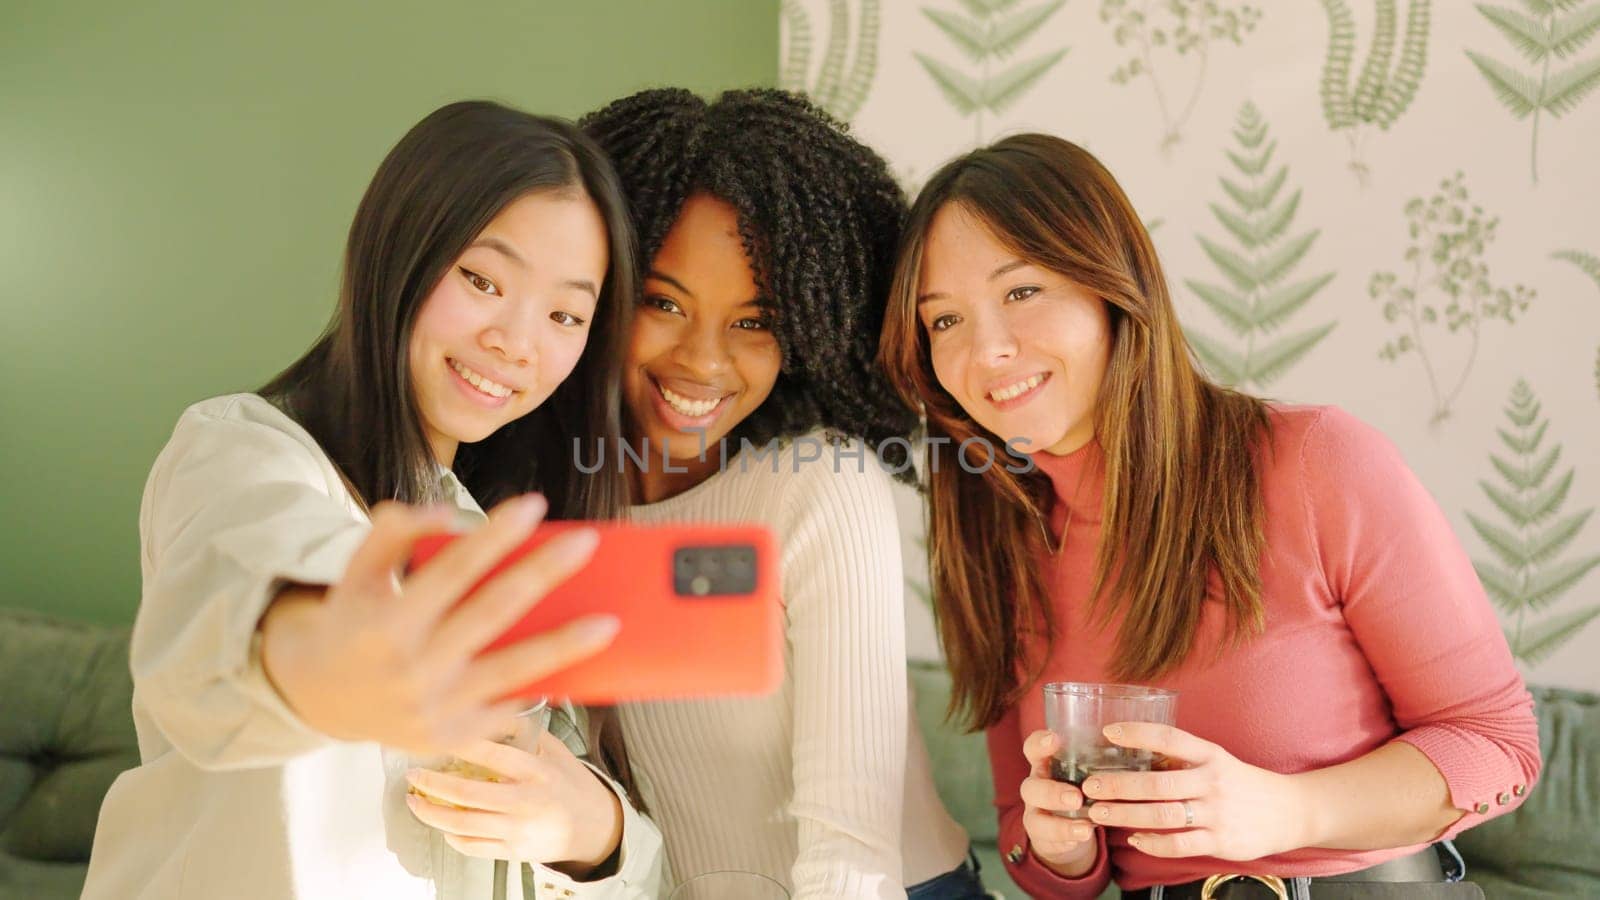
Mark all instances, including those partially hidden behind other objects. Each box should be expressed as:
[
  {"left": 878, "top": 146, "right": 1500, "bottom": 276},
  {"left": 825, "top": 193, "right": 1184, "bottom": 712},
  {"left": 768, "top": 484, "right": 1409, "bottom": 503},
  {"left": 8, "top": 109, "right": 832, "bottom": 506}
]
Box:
[
  {"left": 81, "top": 393, "right": 664, "bottom": 900},
  {"left": 622, "top": 435, "right": 970, "bottom": 899}
]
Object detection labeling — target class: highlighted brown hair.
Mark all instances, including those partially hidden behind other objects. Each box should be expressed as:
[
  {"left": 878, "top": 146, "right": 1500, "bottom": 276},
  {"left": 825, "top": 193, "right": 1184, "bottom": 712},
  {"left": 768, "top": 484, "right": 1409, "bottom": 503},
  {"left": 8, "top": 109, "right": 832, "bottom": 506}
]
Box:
[{"left": 879, "top": 134, "right": 1270, "bottom": 730}]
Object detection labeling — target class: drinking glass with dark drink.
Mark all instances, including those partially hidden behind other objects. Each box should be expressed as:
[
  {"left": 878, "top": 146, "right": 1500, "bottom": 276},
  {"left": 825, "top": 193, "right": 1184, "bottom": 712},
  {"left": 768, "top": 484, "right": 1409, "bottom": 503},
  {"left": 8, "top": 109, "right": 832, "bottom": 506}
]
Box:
[{"left": 1042, "top": 682, "right": 1178, "bottom": 819}]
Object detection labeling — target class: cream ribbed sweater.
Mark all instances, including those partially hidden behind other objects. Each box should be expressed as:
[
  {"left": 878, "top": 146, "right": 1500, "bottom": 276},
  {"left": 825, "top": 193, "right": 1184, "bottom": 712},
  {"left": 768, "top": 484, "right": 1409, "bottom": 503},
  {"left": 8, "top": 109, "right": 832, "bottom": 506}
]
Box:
[{"left": 622, "top": 434, "right": 969, "bottom": 899}]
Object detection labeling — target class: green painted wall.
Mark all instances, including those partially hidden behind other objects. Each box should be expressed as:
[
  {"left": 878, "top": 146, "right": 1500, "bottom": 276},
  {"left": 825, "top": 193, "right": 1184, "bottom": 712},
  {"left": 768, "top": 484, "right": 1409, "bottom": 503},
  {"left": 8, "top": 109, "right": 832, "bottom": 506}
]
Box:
[{"left": 0, "top": 1, "right": 777, "bottom": 624}]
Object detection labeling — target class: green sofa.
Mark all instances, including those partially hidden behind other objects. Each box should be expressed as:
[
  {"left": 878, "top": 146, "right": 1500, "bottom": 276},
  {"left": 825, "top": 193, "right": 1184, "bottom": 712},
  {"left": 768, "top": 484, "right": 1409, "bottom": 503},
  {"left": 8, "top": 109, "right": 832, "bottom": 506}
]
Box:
[
  {"left": 1, "top": 609, "right": 1594, "bottom": 900},
  {"left": 1451, "top": 686, "right": 1599, "bottom": 899},
  {"left": 0, "top": 609, "right": 138, "bottom": 900},
  {"left": 910, "top": 661, "right": 1600, "bottom": 899}
]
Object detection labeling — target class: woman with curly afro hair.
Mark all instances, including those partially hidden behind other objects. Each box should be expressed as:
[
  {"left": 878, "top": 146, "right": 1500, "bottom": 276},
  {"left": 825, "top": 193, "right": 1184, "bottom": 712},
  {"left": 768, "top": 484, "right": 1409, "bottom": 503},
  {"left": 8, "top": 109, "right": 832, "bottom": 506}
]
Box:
[{"left": 569, "top": 88, "right": 984, "bottom": 899}]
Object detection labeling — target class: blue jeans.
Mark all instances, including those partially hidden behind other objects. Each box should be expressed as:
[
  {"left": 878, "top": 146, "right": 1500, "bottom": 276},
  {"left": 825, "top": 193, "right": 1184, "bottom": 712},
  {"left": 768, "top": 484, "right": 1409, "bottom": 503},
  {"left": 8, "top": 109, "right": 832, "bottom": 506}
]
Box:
[
  {"left": 1437, "top": 839, "right": 1467, "bottom": 882},
  {"left": 907, "top": 849, "right": 989, "bottom": 900}
]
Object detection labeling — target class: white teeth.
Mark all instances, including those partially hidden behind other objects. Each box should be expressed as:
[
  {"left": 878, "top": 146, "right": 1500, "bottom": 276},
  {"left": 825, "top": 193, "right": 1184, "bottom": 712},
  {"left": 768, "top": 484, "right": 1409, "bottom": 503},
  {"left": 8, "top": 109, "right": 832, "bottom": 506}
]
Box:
[
  {"left": 659, "top": 384, "right": 722, "bottom": 418},
  {"left": 450, "top": 359, "right": 514, "bottom": 399},
  {"left": 991, "top": 373, "right": 1045, "bottom": 402}
]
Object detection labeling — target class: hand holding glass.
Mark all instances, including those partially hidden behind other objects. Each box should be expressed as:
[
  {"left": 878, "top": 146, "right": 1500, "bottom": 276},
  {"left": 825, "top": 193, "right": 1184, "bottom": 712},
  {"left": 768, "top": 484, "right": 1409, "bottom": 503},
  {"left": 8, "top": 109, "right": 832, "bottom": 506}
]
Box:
[{"left": 1043, "top": 682, "right": 1178, "bottom": 819}]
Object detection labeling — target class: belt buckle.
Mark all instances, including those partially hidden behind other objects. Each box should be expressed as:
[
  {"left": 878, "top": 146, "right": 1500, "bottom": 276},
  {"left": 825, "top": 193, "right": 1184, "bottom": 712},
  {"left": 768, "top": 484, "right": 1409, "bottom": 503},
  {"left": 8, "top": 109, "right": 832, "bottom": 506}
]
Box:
[{"left": 1199, "top": 874, "right": 1288, "bottom": 900}]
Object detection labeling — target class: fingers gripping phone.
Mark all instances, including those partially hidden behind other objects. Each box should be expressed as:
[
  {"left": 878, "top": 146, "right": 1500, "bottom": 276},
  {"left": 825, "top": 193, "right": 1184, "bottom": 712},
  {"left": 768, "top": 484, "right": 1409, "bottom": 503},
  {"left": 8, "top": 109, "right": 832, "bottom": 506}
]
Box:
[{"left": 409, "top": 522, "right": 783, "bottom": 705}]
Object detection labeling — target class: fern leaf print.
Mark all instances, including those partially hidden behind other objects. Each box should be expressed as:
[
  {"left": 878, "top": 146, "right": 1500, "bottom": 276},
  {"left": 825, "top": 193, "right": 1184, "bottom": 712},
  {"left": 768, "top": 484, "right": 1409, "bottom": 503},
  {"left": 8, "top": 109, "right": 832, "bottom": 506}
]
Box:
[
  {"left": 1468, "top": 379, "right": 1600, "bottom": 664},
  {"left": 917, "top": 0, "right": 1069, "bottom": 144},
  {"left": 1320, "top": 0, "right": 1431, "bottom": 184},
  {"left": 1468, "top": 0, "right": 1600, "bottom": 183},
  {"left": 1553, "top": 248, "right": 1600, "bottom": 291},
  {"left": 1552, "top": 248, "right": 1600, "bottom": 401},
  {"left": 780, "top": 0, "right": 882, "bottom": 121},
  {"left": 1184, "top": 103, "right": 1335, "bottom": 389}
]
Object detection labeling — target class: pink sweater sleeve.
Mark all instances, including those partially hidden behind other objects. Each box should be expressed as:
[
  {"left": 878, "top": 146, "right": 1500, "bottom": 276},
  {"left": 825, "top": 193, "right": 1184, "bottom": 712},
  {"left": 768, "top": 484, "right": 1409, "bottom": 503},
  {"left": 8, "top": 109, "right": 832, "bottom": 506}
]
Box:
[
  {"left": 1300, "top": 408, "right": 1541, "bottom": 838},
  {"left": 987, "top": 704, "right": 1111, "bottom": 898}
]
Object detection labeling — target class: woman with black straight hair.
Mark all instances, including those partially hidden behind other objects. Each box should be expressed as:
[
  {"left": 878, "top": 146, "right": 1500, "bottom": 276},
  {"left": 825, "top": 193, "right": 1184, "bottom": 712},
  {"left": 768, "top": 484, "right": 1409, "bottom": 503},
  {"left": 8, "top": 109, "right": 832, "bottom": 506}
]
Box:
[{"left": 82, "top": 101, "right": 664, "bottom": 900}]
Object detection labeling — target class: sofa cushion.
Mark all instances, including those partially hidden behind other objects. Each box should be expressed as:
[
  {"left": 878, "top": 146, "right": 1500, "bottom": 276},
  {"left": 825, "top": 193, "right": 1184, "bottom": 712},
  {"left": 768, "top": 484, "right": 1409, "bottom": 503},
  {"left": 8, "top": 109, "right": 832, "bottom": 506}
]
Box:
[
  {"left": 1454, "top": 685, "right": 1599, "bottom": 899},
  {"left": 910, "top": 660, "right": 1000, "bottom": 844},
  {"left": 0, "top": 608, "right": 138, "bottom": 863}
]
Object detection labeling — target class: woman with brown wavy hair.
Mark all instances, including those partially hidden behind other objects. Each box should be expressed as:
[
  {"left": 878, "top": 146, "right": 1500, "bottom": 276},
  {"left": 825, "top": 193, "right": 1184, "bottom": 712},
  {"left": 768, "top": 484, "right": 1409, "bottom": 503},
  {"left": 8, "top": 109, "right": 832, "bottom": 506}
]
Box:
[{"left": 877, "top": 133, "right": 1539, "bottom": 899}]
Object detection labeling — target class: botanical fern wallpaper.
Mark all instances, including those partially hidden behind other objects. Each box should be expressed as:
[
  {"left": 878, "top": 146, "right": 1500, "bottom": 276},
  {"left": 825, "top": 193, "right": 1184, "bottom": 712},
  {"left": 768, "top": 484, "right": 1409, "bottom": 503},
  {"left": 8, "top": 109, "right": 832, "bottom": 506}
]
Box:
[
  {"left": 782, "top": 0, "right": 1600, "bottom": 691},
  {"left": 1185, "top": 101, "right": 1338, "bottom": 390},
  {"left": 1466, "top": 0, "right": 1600, "bottom": 183},
  {"left": 1321, "top": 0, "right": 1431, "bottom": 184}
]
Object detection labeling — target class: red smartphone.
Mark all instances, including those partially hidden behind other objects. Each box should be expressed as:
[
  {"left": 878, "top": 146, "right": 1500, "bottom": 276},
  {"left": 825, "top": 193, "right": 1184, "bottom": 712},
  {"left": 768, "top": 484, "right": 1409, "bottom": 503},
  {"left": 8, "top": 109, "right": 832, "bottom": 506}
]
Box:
[{"left": 409, "top": 521, "right": 783, "bottom": 705}]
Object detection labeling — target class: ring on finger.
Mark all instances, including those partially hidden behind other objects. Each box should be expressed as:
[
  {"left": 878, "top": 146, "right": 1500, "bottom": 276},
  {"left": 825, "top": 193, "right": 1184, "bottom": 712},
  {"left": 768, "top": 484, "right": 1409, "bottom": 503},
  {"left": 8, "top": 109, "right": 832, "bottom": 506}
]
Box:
[{"left": 1182, "top": 799, "right": 1195, "bottom": 828}]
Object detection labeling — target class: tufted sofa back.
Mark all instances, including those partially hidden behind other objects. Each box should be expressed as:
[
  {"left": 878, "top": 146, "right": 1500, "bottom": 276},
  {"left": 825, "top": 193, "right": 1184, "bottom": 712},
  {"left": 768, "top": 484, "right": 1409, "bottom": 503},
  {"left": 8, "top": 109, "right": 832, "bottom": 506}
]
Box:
[{"left": 0, "top": 608, "right": 138, "bottom": 899}]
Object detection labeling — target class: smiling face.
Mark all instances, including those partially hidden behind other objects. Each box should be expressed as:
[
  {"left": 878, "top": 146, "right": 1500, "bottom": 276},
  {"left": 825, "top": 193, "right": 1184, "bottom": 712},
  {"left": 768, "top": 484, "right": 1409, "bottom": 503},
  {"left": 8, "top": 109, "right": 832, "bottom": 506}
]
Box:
[
  {"left": 408, "top": 188, "right": 609, "bottom": 467},
  {"left": 622, "top": 193, "right": 782, "bottom": 492},
  {"left": 916, "top": 202, "right": 1111, "bottom": 456}
]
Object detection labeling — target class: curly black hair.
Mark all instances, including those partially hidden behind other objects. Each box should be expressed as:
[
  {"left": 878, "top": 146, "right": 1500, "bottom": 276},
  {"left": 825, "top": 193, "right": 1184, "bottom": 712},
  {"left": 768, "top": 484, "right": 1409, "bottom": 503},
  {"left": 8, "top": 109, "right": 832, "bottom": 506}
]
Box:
[{"left": 579, "top": 88, "right": 918, "bottom": 475}]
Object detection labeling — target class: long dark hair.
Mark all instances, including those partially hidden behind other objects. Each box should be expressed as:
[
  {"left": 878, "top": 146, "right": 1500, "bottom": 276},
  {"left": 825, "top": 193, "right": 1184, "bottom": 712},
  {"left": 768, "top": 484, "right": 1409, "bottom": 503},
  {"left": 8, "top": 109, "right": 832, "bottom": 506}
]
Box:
[
  {"left": 880, "top": 134, "right": 1269, "bottom": 730},
  {"left": 262, "top": 100, "right": 635, "bottom": 518},
  {"left": 261, "top": 100, "right": 645, "bottom": 803},
  {"left": 579, "top": 88, "right": 918, "bottom": 473}
]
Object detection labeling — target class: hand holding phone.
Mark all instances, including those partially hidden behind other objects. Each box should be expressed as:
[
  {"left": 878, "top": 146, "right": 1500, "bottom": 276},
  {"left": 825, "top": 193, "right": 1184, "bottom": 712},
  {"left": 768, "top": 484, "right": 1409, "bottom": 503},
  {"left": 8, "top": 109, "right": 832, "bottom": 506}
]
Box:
[
  {"left": 409, "top": 521, "right": 783, "bottom": 706},
  {"left": 258, "top": 495, "right": 618, "bottom": 756}
]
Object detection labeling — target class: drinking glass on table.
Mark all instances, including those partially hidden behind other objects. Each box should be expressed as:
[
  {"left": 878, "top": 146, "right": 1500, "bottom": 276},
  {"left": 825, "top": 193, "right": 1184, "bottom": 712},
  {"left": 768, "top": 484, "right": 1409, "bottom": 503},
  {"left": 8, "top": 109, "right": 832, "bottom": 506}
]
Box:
[
  {"left": 668, "top": 871, "right": 790, "bottom": 900},
  {"left": 1043, "top": 682, "right": 1178, "bottom": 820}
]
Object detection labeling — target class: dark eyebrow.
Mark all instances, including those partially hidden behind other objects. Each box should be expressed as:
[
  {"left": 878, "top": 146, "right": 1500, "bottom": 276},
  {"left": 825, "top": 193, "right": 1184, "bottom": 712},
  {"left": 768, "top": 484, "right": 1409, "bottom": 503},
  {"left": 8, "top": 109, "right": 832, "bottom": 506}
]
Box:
[
  {"left": 469, "top": 236, "right": 525, "bottom": 268},
  {"left": 471, "top": 237, "right": 596, "bottom": 298},
  {"left": 563, "top": 279, "right": 599, "bottom": 299},
  {"left": 917, "top": 258, "right": 1031, "bottom": 305},
  {"left": 989, "top": 259, "right": 1029, "bottom": 280},
  {"left": 648, "top": 270, "right": 765, "bottom": 311},
  {"left": 645, "top": 270, "right": 695, "bottom": 300}
]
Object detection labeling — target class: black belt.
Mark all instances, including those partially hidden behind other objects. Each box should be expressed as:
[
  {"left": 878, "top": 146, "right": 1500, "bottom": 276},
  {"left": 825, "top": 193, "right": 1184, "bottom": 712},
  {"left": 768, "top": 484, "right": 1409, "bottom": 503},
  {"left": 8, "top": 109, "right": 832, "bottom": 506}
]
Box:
[{"left": 1122, "top": 846, "right": 1446, "bottom": 900}]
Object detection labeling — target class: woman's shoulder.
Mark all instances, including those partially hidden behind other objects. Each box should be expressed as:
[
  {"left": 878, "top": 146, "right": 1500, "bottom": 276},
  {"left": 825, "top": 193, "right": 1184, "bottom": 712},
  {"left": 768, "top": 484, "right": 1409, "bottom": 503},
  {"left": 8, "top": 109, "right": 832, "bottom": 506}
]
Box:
[
  {"left": 696, "top": 429, "right": 897, "bottom": 521},
  {"left": 764, "top": 427, "right": 897, "bottom": 491},
  {"left": 768, "top": 430, "right": 901, "bottom": 531},
  {"left": 173, "top": 392, "right": 309, "bottom": 436},
  {"left": 1260, "top": 402, "right": 1411, "bottom": 493},
  {"left": 155, "top": 392, "right": 339, "bottom": 490},
  {"left": 637, "top": 429, "right": 903, "bottom": 526},
  {"left": 1265, "top": 403, "right": 1396, "bottom": 457},
  {"left": 713, "top": 428, "right": 889, "bottom": 482}
]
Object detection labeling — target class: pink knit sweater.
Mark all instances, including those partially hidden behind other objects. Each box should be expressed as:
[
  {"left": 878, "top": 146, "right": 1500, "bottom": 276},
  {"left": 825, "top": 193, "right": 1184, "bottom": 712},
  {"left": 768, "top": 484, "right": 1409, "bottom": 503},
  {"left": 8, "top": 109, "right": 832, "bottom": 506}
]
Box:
[{"left": 989, "top": 405, "right": 1541, "bottom": 896}]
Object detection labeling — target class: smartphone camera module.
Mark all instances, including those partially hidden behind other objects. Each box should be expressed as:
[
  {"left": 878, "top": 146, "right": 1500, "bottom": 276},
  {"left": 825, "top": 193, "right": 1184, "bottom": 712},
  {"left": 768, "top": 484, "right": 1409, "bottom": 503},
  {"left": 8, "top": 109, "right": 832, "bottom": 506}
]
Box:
[{"left": 673, "top": 544, "right": 758, "bottom": 597}]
